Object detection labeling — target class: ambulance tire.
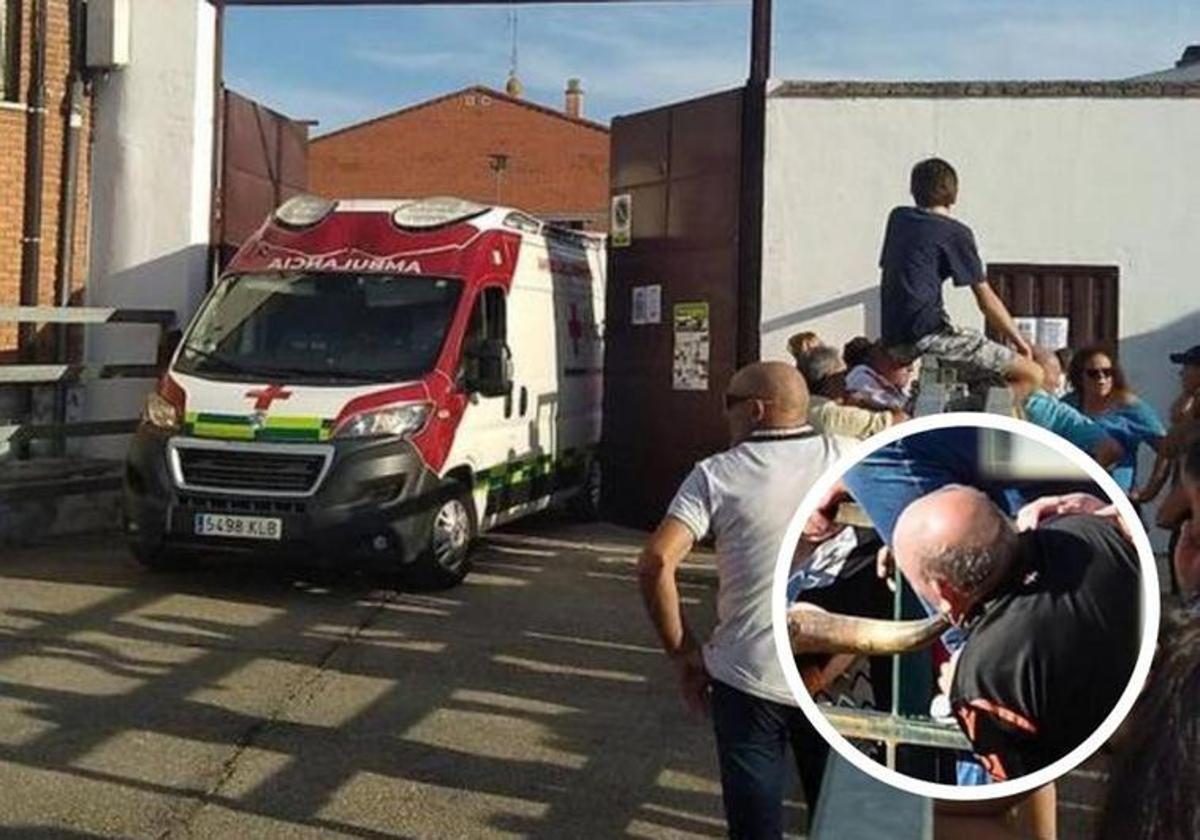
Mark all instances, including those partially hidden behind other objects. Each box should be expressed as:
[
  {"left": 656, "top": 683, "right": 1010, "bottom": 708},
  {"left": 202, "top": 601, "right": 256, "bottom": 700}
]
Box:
[
  {"left": 409, "top": 481, "right": 477, "bottom": 590},
  {"left": 568, "top": 457, "right": 603, "bottom": 522}
]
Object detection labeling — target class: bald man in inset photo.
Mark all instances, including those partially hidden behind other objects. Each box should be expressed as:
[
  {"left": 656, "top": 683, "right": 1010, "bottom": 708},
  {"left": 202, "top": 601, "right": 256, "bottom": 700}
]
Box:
[{"left": 892, "top": 485, "right": 1141, "bottom": 782}]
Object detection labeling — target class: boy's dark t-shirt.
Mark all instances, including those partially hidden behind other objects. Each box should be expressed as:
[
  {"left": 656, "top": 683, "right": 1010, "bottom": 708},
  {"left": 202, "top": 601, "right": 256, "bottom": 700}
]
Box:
[
  {"left": 949, "top": 514, "right": 1141, "bottom": 781},
  {"left": 879, "top": 206, "right": 985, "bottom": 345}
]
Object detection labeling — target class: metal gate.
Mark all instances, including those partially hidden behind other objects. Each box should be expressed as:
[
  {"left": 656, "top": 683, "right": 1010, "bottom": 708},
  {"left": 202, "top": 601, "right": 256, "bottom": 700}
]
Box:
[{"left": 218, "top": 89, "right": 310, "bottom": 269}]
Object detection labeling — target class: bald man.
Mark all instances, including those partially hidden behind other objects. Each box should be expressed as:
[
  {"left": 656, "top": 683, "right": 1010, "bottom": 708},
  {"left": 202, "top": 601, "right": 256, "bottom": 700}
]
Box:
[
  {"left": 638, "top": 362, "right": 848, "bottom": 835},
  {"left": 892, "top": 485, "right": 1141, "bottom": 782}
]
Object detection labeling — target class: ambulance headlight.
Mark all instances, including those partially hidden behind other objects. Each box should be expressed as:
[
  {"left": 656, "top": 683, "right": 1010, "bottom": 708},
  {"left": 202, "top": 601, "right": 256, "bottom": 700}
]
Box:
[
  {"left": 335, "top": 403, "right": 432, "bottom": 439},
  {"left": 142, "top": 392, "right": 181, "bottom": 431}
]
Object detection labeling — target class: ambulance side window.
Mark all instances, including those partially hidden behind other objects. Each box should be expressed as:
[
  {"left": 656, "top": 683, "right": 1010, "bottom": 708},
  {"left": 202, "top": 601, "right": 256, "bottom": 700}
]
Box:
[{"left": 466, "top": 287, "right": 507, "bottom": 346}]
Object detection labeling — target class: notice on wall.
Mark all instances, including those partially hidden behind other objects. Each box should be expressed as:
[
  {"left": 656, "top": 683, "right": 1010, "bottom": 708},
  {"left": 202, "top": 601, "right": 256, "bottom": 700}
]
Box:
[
  {"left": 1036, "top": 317, "right": 1069, "bottom": 350},
  {"left": 611, "top": 194, "right": 632, "bottom": 248},
  {"left": 1014, "top": 317, "right": 1038, "bottom": 348},
  {"left": 631, "top": 285, "right": 662, "bottom": 325},
  {"left": 673, "top": 301, "right": 710, "bottom": 391}
]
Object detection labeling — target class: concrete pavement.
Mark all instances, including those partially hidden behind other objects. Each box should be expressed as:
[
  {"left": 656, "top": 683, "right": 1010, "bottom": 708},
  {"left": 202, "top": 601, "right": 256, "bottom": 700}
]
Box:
[{"left": 0, "top": 516, "right": 805, "bottom": 839}]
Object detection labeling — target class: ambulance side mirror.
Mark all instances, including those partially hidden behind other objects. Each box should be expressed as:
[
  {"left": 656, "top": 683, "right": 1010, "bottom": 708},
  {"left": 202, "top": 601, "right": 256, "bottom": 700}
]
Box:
[{"left": 464, "top": 338, "right": 513, "bottom": 398}]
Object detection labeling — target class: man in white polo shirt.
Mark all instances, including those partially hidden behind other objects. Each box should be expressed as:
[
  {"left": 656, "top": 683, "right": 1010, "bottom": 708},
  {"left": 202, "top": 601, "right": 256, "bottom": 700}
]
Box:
[{"left": 637, "top": 361, "right": 847, "bottom": 837}]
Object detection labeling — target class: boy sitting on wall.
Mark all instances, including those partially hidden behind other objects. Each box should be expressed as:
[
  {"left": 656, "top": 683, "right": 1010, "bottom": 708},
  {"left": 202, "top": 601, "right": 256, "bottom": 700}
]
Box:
[{"left": 879, "top": 158, "right": 1043, "bottom": 401}]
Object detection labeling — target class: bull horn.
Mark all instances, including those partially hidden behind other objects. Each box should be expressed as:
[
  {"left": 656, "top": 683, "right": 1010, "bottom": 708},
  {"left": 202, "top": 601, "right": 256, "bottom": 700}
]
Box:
[{"left": 788, "top": 603, "right": 950, "bottom": 655}]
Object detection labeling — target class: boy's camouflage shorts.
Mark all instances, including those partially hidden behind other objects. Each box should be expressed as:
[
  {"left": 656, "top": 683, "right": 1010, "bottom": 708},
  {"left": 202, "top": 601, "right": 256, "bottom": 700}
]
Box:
[{"left": 889, "top": 325, "right": 1017, "bottom": 383}]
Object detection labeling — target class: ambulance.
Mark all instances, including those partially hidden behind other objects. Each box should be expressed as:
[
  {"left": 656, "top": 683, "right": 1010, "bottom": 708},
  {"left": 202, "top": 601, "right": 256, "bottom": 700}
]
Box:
[{"left": 123, "top": 196, "right": 605, "bottom": 588}]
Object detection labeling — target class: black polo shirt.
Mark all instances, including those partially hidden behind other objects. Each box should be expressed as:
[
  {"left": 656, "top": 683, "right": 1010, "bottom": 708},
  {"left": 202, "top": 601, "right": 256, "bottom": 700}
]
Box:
[
  {"left": 879, "top": 206, "right": 985, "bottom": 345},
  {"left": 950, "top": 514, "right": 1141, "bottom": 781}
]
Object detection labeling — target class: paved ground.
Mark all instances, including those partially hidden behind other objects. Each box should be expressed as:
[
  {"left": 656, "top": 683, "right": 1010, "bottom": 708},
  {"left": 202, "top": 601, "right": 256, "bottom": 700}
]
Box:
[{"left": 0, "top": 515, "right": 812, "bottom": 839}]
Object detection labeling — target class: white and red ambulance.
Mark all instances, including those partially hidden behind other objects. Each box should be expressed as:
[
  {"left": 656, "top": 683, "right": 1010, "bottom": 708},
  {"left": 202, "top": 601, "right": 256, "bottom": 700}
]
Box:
[{"left": 124, "top": 196, "right": 605, "bottom": 587}]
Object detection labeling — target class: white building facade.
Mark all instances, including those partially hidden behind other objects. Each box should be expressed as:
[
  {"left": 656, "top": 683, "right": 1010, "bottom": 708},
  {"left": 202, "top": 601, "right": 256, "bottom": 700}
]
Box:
[{"left": 760, "top": 80, "right": 1200, "bottom": 428}]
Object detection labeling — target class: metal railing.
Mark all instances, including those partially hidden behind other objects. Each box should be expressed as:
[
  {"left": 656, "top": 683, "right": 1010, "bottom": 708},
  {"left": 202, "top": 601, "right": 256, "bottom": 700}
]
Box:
[{"left": 0, "top": 305, "right": 175, "bottom": 500}]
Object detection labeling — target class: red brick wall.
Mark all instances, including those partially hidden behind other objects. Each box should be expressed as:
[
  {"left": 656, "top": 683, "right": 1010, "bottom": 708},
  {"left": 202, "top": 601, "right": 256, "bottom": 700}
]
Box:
[
  {"left": 0, "top": 0, "right": 92, "bottom": 360},
  {"left": 309, "top": 88, "right": 609, "bottom": 230}
]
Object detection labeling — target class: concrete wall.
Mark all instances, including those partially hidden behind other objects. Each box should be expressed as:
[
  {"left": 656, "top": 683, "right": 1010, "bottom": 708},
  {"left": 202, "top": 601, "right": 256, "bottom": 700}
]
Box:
[
  {"left": 761, "top": 93, "right": 1200, "bottom": 431},
  {"left": 84, "top": 0, "right": 216, "bottom": 458}
]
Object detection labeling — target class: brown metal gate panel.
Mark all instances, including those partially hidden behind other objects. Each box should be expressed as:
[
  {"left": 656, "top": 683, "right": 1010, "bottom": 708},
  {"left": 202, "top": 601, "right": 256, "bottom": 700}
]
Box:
[
  {"left": 987, "top": 264, "right": 1120, "bottom": 353},
  {"left": 603, "top": 89, "right": 744, "bottom": 529},
  {"left": 219, "top": 89, "right": 310, "bottom": 268}
]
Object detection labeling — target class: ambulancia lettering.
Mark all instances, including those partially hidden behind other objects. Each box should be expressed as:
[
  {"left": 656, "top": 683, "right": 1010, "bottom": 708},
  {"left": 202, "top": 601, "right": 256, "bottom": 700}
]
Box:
[{"left": 266, "top": 255, "right": 423, "bottom": 274}]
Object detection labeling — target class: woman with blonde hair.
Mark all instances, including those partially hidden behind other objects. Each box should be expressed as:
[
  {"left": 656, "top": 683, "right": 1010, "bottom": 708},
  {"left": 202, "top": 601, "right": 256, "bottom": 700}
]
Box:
[{"left": 786, "top": 331, "right": 821, "bottom": 364}]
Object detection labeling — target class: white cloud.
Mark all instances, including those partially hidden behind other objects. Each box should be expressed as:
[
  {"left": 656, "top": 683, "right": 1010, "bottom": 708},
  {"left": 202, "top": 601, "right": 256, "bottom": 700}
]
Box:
[{"left": 349, "top": 47, "right": 462, "bottom": 73}]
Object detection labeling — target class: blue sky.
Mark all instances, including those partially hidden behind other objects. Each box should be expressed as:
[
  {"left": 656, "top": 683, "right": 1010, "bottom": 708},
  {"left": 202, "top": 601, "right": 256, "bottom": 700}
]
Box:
[{"left": 224, "top": 1, "right": 1199, "bottom": 136}]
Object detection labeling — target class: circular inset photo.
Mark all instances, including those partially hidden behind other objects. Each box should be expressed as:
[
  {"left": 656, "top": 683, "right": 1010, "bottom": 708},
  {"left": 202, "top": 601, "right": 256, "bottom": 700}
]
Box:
[{"left": 772, "top": 413, "right": 1160, "bottom": 801}]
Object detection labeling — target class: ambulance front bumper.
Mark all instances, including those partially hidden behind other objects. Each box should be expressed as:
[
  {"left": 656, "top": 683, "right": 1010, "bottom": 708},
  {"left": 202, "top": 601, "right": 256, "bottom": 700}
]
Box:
[{"left": 123, "top": 427, "right": 445, "bottom": 564}]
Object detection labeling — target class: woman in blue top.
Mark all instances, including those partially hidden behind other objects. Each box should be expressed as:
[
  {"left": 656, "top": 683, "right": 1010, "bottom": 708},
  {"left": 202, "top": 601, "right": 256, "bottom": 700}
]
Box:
[{"left": 1064, "top": 345, "right": 1166, "bottom": 492}]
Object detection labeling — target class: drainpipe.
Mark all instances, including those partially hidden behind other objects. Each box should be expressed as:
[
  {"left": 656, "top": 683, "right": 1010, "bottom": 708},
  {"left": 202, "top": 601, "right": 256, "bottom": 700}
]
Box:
[
  {"left": 18, "top": 0, "right": 49, "bottom": 360},
  {"left": 51, "top": 0, "right": 87, "bottom": 454},
  {"left": 15, "top": 0, "right": 48, "bottom": 459},
  {"left": 207, "top": 0, "right": 226, "bottom": 285},
  {"left": 735, "top": 0, "right": 771, "bottom": 366}
]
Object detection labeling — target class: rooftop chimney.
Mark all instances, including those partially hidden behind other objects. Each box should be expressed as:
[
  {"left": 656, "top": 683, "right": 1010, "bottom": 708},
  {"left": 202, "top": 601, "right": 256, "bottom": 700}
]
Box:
[
  {"left": 564, "top": 78, "right": 583, "bottom": 119},
  {"left": 1178, "top": 45, "right": 1200, "bottom": 68}
]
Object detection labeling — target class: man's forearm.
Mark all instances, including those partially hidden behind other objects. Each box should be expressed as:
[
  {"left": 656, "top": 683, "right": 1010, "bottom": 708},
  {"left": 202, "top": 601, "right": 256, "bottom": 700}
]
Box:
[{"left": 638, "top": 554, "right": 698, "bottom": 657}]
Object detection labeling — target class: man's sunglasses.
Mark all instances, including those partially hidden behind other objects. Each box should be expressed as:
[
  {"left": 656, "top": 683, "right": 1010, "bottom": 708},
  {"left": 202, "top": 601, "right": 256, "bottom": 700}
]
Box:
[{"left": 1085, "top": 367, "right": 1114, "bottom": 381}]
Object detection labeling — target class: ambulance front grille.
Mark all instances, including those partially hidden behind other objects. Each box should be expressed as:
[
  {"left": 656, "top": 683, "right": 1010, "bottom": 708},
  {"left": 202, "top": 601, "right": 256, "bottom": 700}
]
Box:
[{"left": 175, "top": 447, "right": 329, "bottom": 495}]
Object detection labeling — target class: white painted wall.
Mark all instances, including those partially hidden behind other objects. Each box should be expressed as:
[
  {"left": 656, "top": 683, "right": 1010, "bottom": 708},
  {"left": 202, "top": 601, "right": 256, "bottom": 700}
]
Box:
[
  {"left": 761, "top": 95, "right": 1200, "bottom": 433},
  {"left": 84, "top": 0, "right": 216, "bottom": 457}
]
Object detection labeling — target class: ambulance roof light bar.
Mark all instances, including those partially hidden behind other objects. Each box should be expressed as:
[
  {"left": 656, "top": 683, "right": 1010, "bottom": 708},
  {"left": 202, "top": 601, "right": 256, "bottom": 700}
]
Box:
[
  {"left": 392, "top": 197, "right": 489, "bottom": 230},
  {"left": 274, "top": 194, "right": 337, "bottom": 228}
]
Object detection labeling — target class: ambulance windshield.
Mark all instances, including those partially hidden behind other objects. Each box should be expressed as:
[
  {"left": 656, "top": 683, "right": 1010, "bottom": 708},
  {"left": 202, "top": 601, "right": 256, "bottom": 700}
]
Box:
[{"left": 175, "top": 272, "right": 463, "bottom": 384}]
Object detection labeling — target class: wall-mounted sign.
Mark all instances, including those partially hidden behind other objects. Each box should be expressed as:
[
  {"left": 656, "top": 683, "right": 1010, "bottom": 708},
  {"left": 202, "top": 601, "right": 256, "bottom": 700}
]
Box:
[
  {"left": 1037, "top": 317, "right": 1069, "bottom": 350},
  {"left": 611, "top": 194, "right": 632, "bottom": 248},
  {"left": 1014, "top": 316, "right": 1069, "bottom": 351},
  {"left": 632, "top": 284, "right": 661, "bottom": 325},
  {"left": 1014, "top": 317, "right": 1038, "bottom": 348},
  {"left": 673, "top": 301, "right": 710, "bottom": 391}
]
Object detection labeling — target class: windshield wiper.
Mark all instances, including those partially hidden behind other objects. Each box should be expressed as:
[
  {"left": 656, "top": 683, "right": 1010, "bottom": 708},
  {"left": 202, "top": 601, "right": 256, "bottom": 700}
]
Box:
[
  {"left": 181, "top": 345, "right": 414, "bottom": 383},
  {"left": 181, "top": 344, "right": 259, "bottom": 375}
]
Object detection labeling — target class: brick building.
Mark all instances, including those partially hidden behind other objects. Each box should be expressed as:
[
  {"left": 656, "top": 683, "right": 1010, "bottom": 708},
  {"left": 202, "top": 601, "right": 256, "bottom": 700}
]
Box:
[
  {"left": 0, "top": 0, "right": 91, "bottom": 361},
  {"left": 309, "top": 81, "right": 609, "bottom": 230}
]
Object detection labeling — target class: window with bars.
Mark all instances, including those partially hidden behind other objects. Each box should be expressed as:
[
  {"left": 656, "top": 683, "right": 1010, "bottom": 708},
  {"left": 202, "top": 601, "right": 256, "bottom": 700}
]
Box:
[{"left": 986, "top": 263, "right": 1120, "bottom": 354}]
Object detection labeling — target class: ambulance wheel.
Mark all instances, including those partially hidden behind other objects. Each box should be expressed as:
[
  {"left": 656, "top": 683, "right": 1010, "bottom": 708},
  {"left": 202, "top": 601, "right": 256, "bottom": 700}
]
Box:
[
  {"left": 569, "top": 457, "right": 603, "bottom": 521},
  {"left": 410, "top": 482, "right": 476, "bottom": 589}
]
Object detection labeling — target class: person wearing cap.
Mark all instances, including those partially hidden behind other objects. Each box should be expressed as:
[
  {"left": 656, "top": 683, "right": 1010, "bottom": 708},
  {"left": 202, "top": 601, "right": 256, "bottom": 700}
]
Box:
[
  {"left": 1176, "top": 436, "right": 1200, "bottom": 614},
  {"left": 1130, "top": 345, "right": 1200, "bottom": 592}
]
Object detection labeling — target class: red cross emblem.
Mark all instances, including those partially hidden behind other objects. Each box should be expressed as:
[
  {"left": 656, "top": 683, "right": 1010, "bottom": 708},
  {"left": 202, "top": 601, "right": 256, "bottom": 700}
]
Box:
[
  {"left": 568, "top": 303, "right": 582, "bottom": 357},
  {"left": 245, "top": 384, "right": 292, "bottom": 411}
]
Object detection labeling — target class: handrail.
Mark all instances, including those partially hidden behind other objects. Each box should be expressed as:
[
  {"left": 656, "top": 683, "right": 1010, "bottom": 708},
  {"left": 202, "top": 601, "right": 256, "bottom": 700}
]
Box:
[
  {"left": 1, "top": 304, "right": 176, "bottom": 462},
  {"left": 0, "top": 305, "right": 175, "bottom": 325}
]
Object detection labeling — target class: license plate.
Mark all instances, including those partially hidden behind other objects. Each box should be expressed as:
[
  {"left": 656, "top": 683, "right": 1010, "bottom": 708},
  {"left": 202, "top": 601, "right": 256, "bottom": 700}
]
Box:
[{"left": 194, "top": 513, "right": 282, "bottom": 541}]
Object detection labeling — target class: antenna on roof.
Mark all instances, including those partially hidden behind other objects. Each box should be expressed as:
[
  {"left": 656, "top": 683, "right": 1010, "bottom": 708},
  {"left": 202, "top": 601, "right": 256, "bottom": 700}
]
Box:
[{"left": 505, "top": 5, "right": 523, "bottom": 98}]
